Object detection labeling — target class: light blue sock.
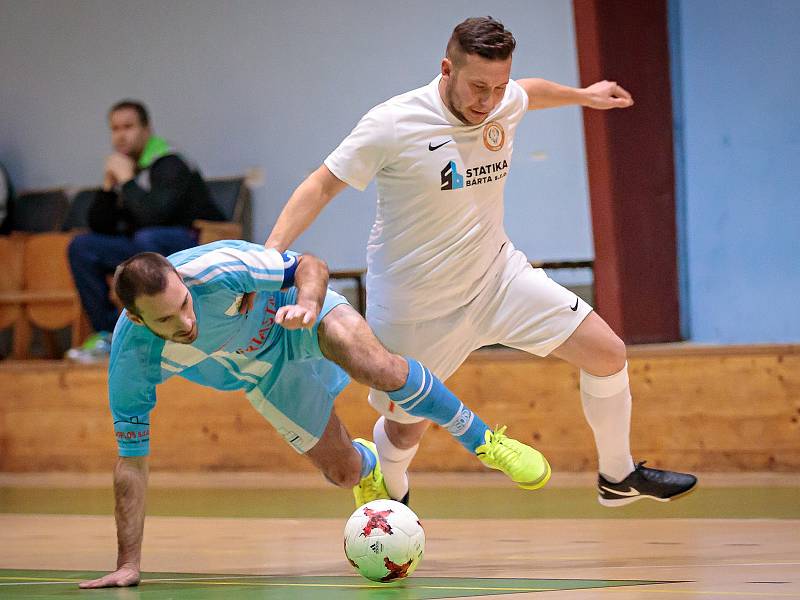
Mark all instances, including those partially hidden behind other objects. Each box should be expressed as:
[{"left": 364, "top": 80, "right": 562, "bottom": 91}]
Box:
[
  {"left": 387, "top": 358, "right": 489, "bottom": 452},
  {"left": 353, "top": 440, "right": 376, "bottom": 478}
]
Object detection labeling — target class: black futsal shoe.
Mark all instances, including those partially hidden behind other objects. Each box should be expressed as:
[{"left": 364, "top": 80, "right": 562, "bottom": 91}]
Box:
[
  {"left": 399, "top": 490, "right": 410, "bottom": 506},
  {"left": 598, "top": 461, "right": 697, "bottom": 507}
]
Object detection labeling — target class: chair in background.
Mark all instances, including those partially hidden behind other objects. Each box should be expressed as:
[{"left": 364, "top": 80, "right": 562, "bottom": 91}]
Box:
[
  {"left": 0, "top": 190, "right": 83, "bottom": 358},
  {"left": 0, "top": 236, "right": 26, "bottom": 357},
  {"left": 61, "top": 179, "right": 252, "bottom": 244},
  {"left": 61, "top": 188, "right": 97, "bottom": 232},
  {"left": 19, "top": 233, "right": 84, "bottom": 357},
  {"left": 0, "top": 176, "right": 252, "bottom": 358},
  {"left": 11, "top": 188, "right": 69, "bottom": 232},
  {"left": 195, "top": 176, "right": 251, "bottom": 244}
]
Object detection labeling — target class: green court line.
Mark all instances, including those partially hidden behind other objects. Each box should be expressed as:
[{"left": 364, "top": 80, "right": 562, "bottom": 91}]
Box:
[
  {"left": 0, "top": 570, "right": 673, "bottom": 599},
  {"left": 1, "top": 486, "right": 799, "bottom": 519}
]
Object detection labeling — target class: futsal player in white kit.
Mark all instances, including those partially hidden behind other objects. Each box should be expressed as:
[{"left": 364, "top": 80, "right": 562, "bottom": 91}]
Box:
[{"left": 266, "top": 16, "right": 696, "bottom": 507}]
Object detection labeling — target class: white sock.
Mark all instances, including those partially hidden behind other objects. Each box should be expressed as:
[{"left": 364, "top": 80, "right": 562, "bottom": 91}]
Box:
[
  {"left": 373, "top": 416, "right": 419, "bottom": 500},
  {"left": 580, "top": 362, "right": 636, "bottom": 483}
]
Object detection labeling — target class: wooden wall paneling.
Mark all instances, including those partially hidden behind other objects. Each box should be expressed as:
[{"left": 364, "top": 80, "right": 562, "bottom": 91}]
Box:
[{"left": 1, "top": 346, "right": 797, "bottom": 473}]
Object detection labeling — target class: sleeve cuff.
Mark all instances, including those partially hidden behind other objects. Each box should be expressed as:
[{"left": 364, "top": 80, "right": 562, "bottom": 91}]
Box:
[
  {"left": 118, "top": 447, "right": 150, "bottom": 457},
  {"left": 323, "top": 158, "right": 367, "bottom": 192}
]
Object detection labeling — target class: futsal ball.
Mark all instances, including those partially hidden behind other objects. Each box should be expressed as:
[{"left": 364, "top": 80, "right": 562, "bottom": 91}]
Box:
[{"left": 344, "top": 499, "right": 425, "bottom": 583}]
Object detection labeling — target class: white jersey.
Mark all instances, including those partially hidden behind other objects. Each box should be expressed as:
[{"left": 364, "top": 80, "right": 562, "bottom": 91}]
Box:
[{"left": 325, "top": 75, "right": 528, "bottom": 322}]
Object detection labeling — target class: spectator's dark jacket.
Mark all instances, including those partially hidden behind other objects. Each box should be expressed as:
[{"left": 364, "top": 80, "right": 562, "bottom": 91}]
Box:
[{"left": 88, "top": 136, "right": 223, "bottom": 235}]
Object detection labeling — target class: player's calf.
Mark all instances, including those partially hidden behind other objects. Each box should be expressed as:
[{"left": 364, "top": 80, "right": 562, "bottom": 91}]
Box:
[
  {"left": 319, "top": 452, "right": 362, "bottom": 488},
  {"left": 386, "top": 358, "right": 551, "bottom": 490},
  {"left": 318, "top": 305, "right": 407, "bottom": 390}
]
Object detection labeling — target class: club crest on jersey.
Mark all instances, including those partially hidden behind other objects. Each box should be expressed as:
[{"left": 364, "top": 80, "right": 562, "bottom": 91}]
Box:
[{"left": 483, "top": 121, "right": 505, "bottom": 151}]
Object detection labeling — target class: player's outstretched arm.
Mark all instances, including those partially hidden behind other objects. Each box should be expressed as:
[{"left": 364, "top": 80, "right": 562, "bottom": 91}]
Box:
[
  {"left": 265, "top": 165, "right": 347, "bottom": 253},
  {"left": 519, "top": 78, "right": 633, "bottom": 111},
  {"left": 275, "top": 254, "right": 329, "bottom": 330},
  {"left": 79, "top": 456, "right": 148, "bottom": 589}
]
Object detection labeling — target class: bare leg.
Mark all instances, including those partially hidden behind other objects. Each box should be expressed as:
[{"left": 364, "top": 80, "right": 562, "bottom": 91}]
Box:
[
  {"left": 318, "top": 304, "right": 499, "bottom": 497},
  {"left": 319, "top": 305, "right": 479, "bottom": 449},
  {"left": 551, "top": 311, "right": 633, "bottom": 480},
  {"left": 319, "top": 304, "right": 494, "bottom": 450},
  {"left": 383, "top": 418, "right": 429, "bottom": 450},
  {"left": 305, "top": 409, "right": 362, "bottom": 488},
  {"left": 318, "top": 304, "right": 408, "bottom": 390},
  {"left": 550, "top": 311, "right": 626, "bottom": 375}
]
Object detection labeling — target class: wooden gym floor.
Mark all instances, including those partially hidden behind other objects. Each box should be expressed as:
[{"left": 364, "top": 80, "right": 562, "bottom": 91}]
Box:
[{"left": 1, "top": 472, "right": 799, "bottom": 599}]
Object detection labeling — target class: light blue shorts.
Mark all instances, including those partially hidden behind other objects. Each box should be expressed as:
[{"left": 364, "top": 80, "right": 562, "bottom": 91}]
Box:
[{"left": 245, "top": 289, "right": 350, "bottom": 453}]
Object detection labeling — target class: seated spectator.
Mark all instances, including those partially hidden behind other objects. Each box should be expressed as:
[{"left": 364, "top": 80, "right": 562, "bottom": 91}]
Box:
[{"left": 67, "top": 100, "right": 223, "bottom": 362}]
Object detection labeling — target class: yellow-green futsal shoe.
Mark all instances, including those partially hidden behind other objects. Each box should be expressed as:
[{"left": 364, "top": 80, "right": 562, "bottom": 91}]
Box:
[
  {"left": 352, "top": 438, "right": 391, "bottom": 507},
  {"left": 475, "top": 426, "right": 552, "bottom": 490}
]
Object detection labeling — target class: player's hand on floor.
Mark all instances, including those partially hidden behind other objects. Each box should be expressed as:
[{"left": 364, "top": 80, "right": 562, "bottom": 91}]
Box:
[
  {"left": 275, "top": 304, "right": 317, "bottom": 329},
  {"left": 78, "top": 566, "right": 140, "bottom": 588}
]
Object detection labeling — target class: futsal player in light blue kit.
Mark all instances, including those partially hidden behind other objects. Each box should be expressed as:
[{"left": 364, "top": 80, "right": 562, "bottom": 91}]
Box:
[{"left": 80, "top": 239, "right": 549, "bottom": 589}]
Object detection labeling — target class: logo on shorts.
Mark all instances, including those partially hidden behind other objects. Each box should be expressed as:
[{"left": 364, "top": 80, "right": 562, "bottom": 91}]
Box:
[
  {"left": 440, "top": 160, "right": 464, "bottom": 190},
  {"left": 570, "top": 297, "right": 579, "bottom": 311},
  {"left": 483, "top": 121, "right": 505, "bottom": 151},
  {"left": 284, "top": 430, "right": 303, "bottom": 450}
]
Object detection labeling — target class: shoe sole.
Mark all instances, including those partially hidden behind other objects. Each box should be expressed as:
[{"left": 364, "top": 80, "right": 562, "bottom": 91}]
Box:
[
  {"left": 598, "top": 483, "right": 698, "bottom": 507},
  {"left": 515, "top": 458, "right": 552, "bottom": 491}
]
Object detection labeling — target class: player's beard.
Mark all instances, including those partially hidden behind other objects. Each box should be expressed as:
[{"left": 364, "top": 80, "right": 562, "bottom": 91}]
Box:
[
  {"left": 146, "top": 321, "right": 198, "bottom": 344},
  {"left": 443, "top": 78, "right": 473, "bottom": 126},
  {"left": 444, "top": 76, "right": 490, "bottom": 126}
]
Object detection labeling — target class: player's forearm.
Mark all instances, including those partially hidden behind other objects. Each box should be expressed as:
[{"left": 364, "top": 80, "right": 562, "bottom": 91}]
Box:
[
  {"left": 293, "top": 254, "right": 329, "bottom": 314},
  {"left": 266, "top": 166, "right": 344, "bottom": 252},
  {"left": 519, "top": 78, "right": 588, "bottom": 110},
  {"left": 265, "top": 179, "right": 327, "bottom": 252},
  {"left": 113, "top": 456, "right": 148, "bottom": 570}
]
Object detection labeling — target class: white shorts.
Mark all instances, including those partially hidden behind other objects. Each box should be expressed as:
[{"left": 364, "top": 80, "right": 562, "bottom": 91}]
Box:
[{"left": 367, "top": 242, "right": 593, "bottom": 424}]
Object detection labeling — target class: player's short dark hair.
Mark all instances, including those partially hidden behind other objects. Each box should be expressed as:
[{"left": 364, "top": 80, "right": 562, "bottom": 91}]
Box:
[
  {"left": 113, "top": 252, "right": 179, "bottom": 315},
  {"left": 446, "top": 16, "right": 516, "bottom": 65},
  {"left": 109, "top": 99, "right": 150, "bottom": 126}
]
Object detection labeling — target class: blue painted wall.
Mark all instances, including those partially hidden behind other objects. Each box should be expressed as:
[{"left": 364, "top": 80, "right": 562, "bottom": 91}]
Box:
[
  {"left": 0, "top": 0, "right": 592, "bottom": 275},
  {"left": 670, "top": 0, "right": 800, "bottom": 343}
]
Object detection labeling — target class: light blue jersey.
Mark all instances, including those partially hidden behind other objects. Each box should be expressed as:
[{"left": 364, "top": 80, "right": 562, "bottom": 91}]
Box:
[{"left": 109, "top": 240, "right": 349, "bottom": 456}]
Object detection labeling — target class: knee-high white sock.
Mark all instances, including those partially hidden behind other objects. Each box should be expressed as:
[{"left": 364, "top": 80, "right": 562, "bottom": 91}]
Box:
[
  {"left": 580, "top": 362, "right": 636, "bottom": 483},
  {"left": 373, "top": 416, "right": 419, "bottom": 501}
]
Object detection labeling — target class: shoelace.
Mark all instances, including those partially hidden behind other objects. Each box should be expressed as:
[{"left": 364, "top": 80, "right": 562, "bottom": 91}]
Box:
[{"left": 480, "top": 426, "right": 523, "bottom": 466}]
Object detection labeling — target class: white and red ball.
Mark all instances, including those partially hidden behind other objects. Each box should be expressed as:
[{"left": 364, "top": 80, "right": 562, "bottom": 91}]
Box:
[{"left": 343, "top": 499, "right": 425, "bottom": 582}]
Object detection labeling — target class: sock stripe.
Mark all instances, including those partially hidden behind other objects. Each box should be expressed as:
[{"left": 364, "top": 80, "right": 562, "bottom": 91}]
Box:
[
  {"left": 393, "top": 361, "right": 428, "bottom": 405},
  {"left": 397, "top": 368, "right": 434, "bottom": 412},
  {"left": 392, "top": 363, "right": 428, "bottom": 406},
  {"left": 399, "top": 380, "right": 432, "bottom": 413},
  {"left": 388, "top": 359, "right": 489, "bottom": 453}
]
